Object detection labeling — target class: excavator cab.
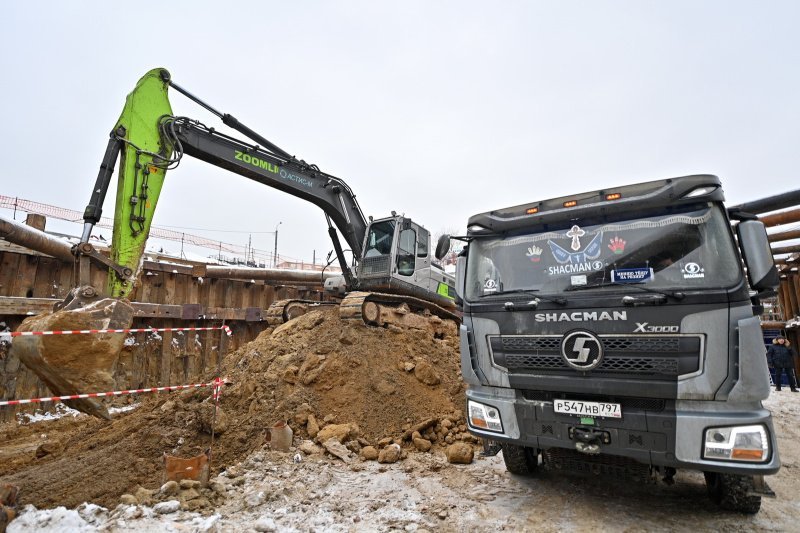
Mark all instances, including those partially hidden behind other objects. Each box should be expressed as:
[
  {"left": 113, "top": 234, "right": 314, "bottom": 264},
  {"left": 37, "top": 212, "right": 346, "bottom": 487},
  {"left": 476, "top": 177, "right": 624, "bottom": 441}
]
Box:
[{"left": 355, "top": 216, "right": 452, "bottom": 306}]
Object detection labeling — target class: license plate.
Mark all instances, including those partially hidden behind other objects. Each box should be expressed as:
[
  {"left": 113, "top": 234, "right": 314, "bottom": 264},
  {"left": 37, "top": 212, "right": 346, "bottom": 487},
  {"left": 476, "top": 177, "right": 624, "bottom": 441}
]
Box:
[{"left": 554, "top": 399, "right": 622, "bottom": 419}]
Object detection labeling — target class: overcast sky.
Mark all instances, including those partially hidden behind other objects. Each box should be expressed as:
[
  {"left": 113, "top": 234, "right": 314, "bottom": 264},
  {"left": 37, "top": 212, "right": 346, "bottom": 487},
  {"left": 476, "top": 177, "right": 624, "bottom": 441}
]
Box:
[{"left": 2, "top": 1, "right": 798, "bottom": 265}]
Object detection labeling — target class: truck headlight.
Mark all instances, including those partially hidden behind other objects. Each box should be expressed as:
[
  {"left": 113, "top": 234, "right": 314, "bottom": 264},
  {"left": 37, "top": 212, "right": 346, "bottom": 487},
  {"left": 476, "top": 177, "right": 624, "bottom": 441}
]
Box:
[
  {"left": 703, "top": 425, "right": 769, "bottom": 462},
  {"left": 468, "top": 400, "right": 503, "bottom": 433}
]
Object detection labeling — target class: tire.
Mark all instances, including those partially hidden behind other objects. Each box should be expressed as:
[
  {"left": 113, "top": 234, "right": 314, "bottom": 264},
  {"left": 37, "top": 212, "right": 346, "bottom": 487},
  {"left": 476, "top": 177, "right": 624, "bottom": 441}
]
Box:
[
  {"left": 501, "top": 443, "right": 539, "bottom": 475},
  {"left": 704, "top": 472, "right": 762, "bottom": 514}
]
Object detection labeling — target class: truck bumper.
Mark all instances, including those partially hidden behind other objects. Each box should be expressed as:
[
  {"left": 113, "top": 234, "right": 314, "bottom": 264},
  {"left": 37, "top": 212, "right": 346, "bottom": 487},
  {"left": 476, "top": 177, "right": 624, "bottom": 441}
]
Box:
[{"left": 466, "top": 386, "right": 781, "bottom": 476}]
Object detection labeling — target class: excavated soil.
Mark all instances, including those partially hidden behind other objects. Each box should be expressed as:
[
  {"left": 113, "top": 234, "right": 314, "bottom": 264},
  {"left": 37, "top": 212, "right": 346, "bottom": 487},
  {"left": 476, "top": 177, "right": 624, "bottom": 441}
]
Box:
[{"left": 0, "top": 307, "right": 466, "bottom": 510}]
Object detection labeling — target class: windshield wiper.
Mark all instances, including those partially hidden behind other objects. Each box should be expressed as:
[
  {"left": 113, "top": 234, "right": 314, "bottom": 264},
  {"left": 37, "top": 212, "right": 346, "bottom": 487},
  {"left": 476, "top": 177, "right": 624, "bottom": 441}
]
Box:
[
  {"left": 565, "top": 281, "right": 684, "bottom": 301},
  {"left": 490, "top": 288, "right": 568, "bottom": 306}
]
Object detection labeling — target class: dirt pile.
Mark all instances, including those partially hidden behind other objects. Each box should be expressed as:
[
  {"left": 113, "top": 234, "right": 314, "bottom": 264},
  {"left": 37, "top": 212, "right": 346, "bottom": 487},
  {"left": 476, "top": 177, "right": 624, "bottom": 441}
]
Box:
[
  {"left": 0, "top": 307, "right": 468, "bottom": 509},
  {"left": 220, "top": 307, "right": 468, "bottom": 443}
]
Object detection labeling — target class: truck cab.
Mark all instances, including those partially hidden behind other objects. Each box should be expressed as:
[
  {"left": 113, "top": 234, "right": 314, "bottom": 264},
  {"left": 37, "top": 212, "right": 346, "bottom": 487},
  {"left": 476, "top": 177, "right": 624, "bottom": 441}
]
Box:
[{"left": 442, "top": 175, "right": 780, "bottom": 513}]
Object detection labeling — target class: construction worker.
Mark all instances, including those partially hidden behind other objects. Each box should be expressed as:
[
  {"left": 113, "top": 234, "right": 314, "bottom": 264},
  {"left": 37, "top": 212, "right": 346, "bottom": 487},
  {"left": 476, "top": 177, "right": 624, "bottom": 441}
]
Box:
[{"left": 767, "top": 335, "right": 798, "bottom": 392}]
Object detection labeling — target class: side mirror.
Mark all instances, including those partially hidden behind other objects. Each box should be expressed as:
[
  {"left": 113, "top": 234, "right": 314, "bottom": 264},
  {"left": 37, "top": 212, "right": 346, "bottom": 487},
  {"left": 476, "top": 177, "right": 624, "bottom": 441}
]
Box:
[
  {"left": 737, "top": 220, "right": 779, "bottom": 291},
  {"left": 435, "top": 234, "right": 451, "bottom": 260}
]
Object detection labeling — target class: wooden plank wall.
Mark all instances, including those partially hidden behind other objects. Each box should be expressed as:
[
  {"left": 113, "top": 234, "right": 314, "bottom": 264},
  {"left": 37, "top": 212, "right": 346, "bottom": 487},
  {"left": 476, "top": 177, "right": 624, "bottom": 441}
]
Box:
[{"left": 0, "top": 244, "right": 329, "bottom": 421}]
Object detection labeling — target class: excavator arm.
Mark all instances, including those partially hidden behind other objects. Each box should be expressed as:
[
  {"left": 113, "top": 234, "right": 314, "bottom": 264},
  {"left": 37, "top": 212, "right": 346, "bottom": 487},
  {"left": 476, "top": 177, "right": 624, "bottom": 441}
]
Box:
[
  {"left": 161, "top": 116, "right": 367, "bottom": 283},
  {"left": 82, "top": 69, "right": 175, "bottom": 299}
]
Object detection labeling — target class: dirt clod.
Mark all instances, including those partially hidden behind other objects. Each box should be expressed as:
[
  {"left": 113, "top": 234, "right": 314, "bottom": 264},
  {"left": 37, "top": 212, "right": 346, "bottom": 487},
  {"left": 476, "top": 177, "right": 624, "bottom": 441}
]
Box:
[
  {"left": 446, "top": 442, "right": 474, "bottom": 464},
  {"left": 378, "top": 443, "right": 402, "bottom": 464}
]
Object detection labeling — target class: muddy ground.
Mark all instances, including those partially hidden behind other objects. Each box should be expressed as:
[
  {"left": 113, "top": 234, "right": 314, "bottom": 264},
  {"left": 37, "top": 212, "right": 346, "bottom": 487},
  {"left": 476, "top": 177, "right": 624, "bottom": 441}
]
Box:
[{"left": 2, "top": 307, "right": 799, "bottom": 531}]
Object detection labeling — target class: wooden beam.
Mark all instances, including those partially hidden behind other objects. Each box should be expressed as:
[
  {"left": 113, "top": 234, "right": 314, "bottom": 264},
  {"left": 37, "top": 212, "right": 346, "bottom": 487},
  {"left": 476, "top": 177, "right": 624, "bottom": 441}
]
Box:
[
  {"left": 0, "top": 296, "right": 266, "bottom": 323},
  {"left": 0, "top": 296, "right": 55, "bottom": 315}
]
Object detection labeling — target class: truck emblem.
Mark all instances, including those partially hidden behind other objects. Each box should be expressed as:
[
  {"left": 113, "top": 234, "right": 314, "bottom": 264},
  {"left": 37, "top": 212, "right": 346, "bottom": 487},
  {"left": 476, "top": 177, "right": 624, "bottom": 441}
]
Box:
[
  {"left": 546, "top": 231, "right": 605, "bottom": 276},
  {"left": 561, "top": 330, "right": 604, "bottom": 371},
  {"left": 635, "top": 322, "right": 679, "bottom": 333},
  {"left": 682, "top": 262, "right": 705, "bottom": 279},
  {"left": 526, "top": 245, "right": 543, "bottom": 262},
  {"left": 566, "top": 225, "right": 586, "bottom": 251},
  {"left": 608, "top": 236, "right": 626, "bottom": 254}
]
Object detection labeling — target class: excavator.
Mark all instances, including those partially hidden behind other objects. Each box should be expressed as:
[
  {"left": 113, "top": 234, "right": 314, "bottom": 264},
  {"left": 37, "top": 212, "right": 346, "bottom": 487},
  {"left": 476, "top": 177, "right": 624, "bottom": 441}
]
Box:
[{"left": 11, "top": 68, "right": 456, "bottom": 418}]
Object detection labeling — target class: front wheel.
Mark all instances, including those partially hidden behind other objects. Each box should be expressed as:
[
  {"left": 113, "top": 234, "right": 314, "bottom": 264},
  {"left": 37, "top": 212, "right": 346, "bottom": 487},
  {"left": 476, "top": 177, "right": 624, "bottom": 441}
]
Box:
[
  {"left": 501, "top": 443, "right": 539, "bottom": 475},
  {"left": 704, "top": 472, "right": 762, "bottom": 514}
]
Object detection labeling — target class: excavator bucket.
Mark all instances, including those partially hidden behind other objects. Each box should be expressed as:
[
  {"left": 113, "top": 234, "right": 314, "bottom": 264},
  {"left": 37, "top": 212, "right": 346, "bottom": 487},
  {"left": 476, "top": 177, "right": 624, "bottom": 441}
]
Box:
[
  {"left": 11, "top": 298, "right": 134, "bottom": 420},
  {"left": 10, "top": 69, "right": 173, "bottom": 419}
]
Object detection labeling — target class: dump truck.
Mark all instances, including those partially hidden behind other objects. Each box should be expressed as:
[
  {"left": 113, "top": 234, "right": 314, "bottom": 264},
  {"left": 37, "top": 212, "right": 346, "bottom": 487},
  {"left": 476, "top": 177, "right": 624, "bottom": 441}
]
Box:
[{"left": 435, "top": 175, "right": 781, "bottom": 513}]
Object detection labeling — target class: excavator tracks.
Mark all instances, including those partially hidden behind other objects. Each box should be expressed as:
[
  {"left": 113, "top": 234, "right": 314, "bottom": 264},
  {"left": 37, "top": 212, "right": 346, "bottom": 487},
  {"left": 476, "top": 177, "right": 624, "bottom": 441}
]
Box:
[
  {"left": 339, "top": 291, "right": 461, "bottom": 328},
  {"left": 265, "top": 299, "right": 337, "bottom": 326},
  {"left": 267, "top": 293, "right": 461, "bottom": 329}
]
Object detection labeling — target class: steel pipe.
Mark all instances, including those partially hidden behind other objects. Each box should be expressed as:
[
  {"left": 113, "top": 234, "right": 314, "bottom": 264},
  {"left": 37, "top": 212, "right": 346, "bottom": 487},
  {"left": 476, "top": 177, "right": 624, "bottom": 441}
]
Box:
[
  {"left": 768, "top": 228, "right": 800, "bottom": 243},
  {"left": 205, "top": 265, "right": 337, "bottom": 283},
  {"left": 760, "top": 208, "right": 800, "bottom": 228},
  {"left": 1, "top": 214, "right": 338, "bottom": 285},
  {"left": 771, "top": 244, "right": 800, "bottom": 256},
  {"left": 0, "top": 214, "right": 75, "bottom": 262},
  {"left": 731, "top": 189, "right": 800, "bottom": 215}
]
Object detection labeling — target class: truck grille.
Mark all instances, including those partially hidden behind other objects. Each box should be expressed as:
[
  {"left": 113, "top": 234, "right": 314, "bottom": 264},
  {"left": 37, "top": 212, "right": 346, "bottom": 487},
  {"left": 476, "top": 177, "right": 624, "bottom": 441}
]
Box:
[{"left": 490, "top": 334, "right": 702, "bottom": 378}]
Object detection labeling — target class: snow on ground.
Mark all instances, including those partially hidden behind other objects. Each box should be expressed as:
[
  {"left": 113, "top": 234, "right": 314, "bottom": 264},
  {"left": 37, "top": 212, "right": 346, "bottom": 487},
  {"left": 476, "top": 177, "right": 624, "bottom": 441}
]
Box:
[{"left": 16, "top": 403, "right": 140, "bottom": 424}]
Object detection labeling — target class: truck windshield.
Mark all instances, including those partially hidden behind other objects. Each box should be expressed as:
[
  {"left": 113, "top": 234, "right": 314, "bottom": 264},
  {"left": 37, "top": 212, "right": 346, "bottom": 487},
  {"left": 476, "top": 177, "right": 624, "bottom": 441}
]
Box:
[{"left": 465, "top": 204, "right": 740, "bottom": 300}]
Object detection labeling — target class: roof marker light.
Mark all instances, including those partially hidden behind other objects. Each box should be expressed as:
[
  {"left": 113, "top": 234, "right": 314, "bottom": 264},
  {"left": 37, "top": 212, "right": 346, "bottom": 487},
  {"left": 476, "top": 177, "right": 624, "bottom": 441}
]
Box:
[
  {"left": 525, "top": 207, "right": 539, "bottom": 214},
  {"left": 605, "top": 193, "right": 622, "bottom": 201},
  {"left": 684, "top": 185, "right": 719, "bottom": 198},
  {"left": 563, "top": 200, "right": 578, "bottom": 208}
]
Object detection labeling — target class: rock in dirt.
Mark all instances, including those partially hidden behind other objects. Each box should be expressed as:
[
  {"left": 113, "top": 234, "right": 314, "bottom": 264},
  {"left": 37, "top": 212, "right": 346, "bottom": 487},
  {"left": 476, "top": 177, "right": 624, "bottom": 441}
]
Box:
[
  {"left": 297, "top": 440, "right": 322, "bottom": 455},
  {"left": 322, "top": 438, "right": 352, "bottom": 462},
  {"left": 446, "top": 443, "right": 474, "bottom": 464},
  {"left": 134, "top": 487, "right": 155, "bottom": 506},
  {"left": 378, "top": 443, "right": 402, "bottom": 464},
  {"left": 10, "top": 297, "right": 135, "bottom": 419},
  {"left": 153, "top": 500, "right": 181, "bottom": 514},
  {"left": 180, "top": 488, "right": 201, "bottom": 501},
  {"left": 160, "top": 481, "right": 179, "bottom": 496},
  {"left": 413, "top": 361, "right": 441, "bottom": 385},
  {"left": 306, "top": 414, "right": 320, "bottom": 438},
  {"left": 179, "top": 479, "right": 202, "bottom": 490},
  {"left": 35, "top": 440, "right": 63, "bottom": 458},
  {"left": 413, "top": 437, "right": 432, "bottom": 452},
  {"left": 316, "top": 423, "right": 359, "bottom": 444},
  {"left": 361, "top": 446, "right": 379, "bottom": 461},
  {"left": 119, "top": 494, "right": 138, "bottom": 505}
]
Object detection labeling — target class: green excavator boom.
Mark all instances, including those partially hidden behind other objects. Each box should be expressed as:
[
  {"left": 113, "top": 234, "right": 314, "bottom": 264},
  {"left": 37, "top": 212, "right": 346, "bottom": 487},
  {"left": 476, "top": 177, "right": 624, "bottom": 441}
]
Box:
[{"left": 107, "top": 68, "right": 173, "bottom": 298}]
